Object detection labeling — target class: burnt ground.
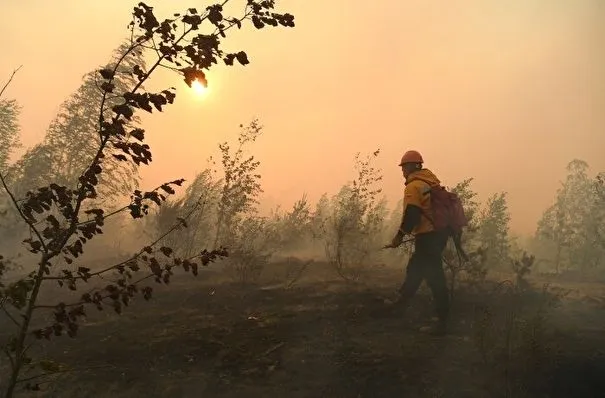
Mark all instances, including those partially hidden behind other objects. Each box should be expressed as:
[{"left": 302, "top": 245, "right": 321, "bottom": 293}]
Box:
[{"left": 2, "top": 262, "right": 605, "bottom": 398}]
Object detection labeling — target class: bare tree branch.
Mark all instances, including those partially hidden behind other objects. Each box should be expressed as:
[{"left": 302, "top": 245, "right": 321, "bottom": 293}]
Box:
[
  {"left": 0, "top": 65, "right": 23, "bottom": 99},
  {"left": 0, "top": 172, "right": 49, "bottom": 254}
]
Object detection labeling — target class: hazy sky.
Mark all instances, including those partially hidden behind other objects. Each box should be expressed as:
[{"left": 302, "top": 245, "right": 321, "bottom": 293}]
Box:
[{"left": 2, "top": 0, "right": 604, "bottom": 235}]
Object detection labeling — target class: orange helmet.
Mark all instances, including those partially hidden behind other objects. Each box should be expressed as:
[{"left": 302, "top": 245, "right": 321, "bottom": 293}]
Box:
[{"left": 398, "top": 150, "right": 424, "bottom": 166}]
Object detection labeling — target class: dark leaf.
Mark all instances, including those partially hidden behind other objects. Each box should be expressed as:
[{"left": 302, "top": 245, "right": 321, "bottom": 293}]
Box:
[
  {"left": 130, "top": 128, "right": 145, "bottom": 141},
  {"left": 252, "top": 15, "right": 264, "bottom": 29},
  {"left": 235, "top": 51, "right": 250, "bottom": 66},
  {"left": 99, "top": 69, "right": 114, "bottom": 79},
  {"left": 160, "top": 184, "right": 175, "bottom": 195},
  {"left": 223, "top": 54, "right": 236, "bottom": 66},
  {"left": 112, "top": 103, "right": 134, "bottom": 120},
  {"left": 100, "top": 82, "right": 115, "bottom": 93}
]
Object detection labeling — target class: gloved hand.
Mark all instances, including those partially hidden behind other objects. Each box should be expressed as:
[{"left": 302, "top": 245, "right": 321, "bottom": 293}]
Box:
[{"left": 383, "top": 233, "right": 404, "bottom": 249}]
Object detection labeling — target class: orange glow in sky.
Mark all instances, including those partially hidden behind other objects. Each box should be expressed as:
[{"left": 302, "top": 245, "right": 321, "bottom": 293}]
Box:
[
  {"left": 1, "top": 0, "right": 605, "bottom": 235},
  {"left": 191, "top": 79, "right": 208, "bottom": 97}
]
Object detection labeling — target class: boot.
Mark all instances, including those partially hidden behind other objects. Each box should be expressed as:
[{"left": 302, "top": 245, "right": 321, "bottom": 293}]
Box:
[{"left": 382, "top": 294, "right": 409, "bottom": 316}]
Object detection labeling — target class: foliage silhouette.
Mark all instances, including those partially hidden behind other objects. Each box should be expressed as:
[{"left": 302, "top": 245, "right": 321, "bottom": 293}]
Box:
[
  {"left": 213, "top": 119, "right": 264, "bottom": 250},
  {"left": 146, "top": 168, "right": 222, "bottom": 257},
  {"left": 318, "top": 149, "right": 387, "bottom": 282},
  {"left": 0, "top": 98, "right": 21, "bottom": 172},
  {"left": 0, "top": 2, "right": 294, "bottom": 396},
  {"left": 7, "top": 43, "right": 146, "bottom": 204},
  {"left": 442, "top": 178, "right": 487, "bottom": 299},
  {"left": 535, "top": 160, "right": 605, "bottom": 275},
  {"left": 478, "top": 192, "right": 511, "bottom": 270}
]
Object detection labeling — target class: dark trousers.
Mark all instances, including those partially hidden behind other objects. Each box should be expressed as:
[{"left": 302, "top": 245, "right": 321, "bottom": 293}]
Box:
[{"left": 399, "top": 230, "right": 450, "bottom": 321}]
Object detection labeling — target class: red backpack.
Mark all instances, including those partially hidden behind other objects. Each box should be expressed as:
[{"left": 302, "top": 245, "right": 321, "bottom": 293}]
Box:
[{"left": 418, "top": 181, "right": 469, "bottom": 261}]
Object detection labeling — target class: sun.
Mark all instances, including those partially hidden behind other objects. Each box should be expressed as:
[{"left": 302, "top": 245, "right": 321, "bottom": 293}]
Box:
[{"left": 191, "top": 79, "right": 208, "bottom": 97}]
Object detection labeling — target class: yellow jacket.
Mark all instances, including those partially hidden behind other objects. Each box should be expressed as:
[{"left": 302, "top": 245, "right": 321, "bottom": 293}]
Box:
[{"left": 403, "top": 168, "right": 441, "bottom": 235}]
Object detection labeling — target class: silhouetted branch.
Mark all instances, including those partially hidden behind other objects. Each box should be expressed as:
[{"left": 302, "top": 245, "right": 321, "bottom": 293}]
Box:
[
  {"left": 0, "top": 65, "right": 22, "bottom": 99},
  {"left": 3, "top": 347, "right": 14, "bottom": 371},
  {"left": 44, "top": 194, "right": 207, "bottom": 282},
  {"left": 34, "top": 252, "right": 205, "bottom": 310},
  {"left": 75, "top": 182, "right": 178, "bottom": 227},
  {"left": 0, "top": 298, "right": 21, "bottom": 327},
  {"left": 1, "top": 2, "right": 294, "bottom": 395},
  {"left": 0, "top": 173, "right": 49, "bottom": 254}
]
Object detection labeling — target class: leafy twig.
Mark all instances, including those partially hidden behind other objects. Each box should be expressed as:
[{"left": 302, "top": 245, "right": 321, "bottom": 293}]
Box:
[{"left": 43, "top": 189, "right": 206, "bottom": 282}]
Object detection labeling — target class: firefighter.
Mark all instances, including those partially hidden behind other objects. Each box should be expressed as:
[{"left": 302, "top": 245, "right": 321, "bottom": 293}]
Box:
[{"left": 384, "top": 150, "right": 450, "bottom": 335}]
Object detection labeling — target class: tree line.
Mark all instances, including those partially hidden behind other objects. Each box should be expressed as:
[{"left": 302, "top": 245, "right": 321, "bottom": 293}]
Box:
[{"left": 2, "top": 49, "right": 604, "bottom": 283}]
